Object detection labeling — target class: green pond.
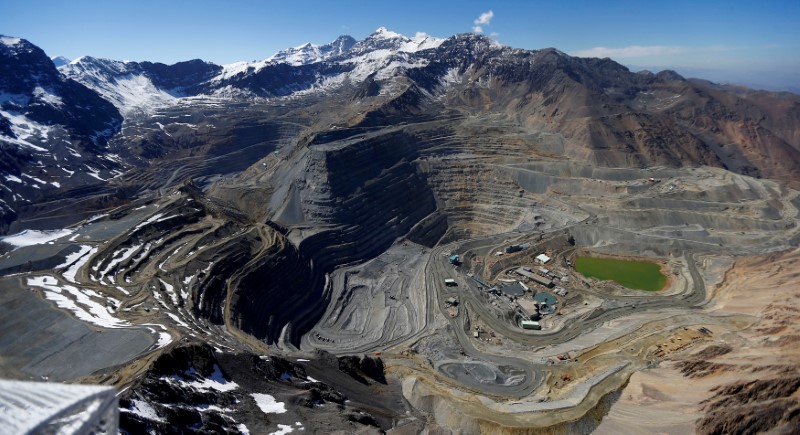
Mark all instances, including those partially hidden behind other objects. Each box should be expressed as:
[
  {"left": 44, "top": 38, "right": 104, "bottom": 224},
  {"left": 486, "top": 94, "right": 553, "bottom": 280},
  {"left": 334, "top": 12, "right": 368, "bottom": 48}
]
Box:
[{"left": 575, "top": 256, "right": 666, "bottom": 291}]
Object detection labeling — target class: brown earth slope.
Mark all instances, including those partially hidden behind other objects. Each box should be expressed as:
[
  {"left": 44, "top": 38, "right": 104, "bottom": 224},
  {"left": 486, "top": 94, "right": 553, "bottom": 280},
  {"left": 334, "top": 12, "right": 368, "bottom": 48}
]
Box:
[{"left": 596, "top": 248, "right": 800, "bottom": 434}]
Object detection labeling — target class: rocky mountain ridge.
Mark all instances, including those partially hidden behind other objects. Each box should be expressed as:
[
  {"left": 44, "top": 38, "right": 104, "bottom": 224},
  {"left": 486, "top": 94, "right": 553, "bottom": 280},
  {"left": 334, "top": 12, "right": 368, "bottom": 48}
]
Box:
[
  {"left": 0, "top": 35, "right": 124, "bottom": 232},
  {"left": 1, "top": 28, "right": 799, "bottom": 236}
]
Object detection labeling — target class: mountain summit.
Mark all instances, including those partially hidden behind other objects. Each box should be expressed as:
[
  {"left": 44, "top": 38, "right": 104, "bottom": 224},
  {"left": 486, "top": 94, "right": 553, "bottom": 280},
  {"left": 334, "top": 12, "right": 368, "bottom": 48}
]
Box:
[
  {"left": 267, "top": 35, "right": 356, "bottom": 66},
  {"left": 50, "top": 55, "right": 70, "bottom": 67}
]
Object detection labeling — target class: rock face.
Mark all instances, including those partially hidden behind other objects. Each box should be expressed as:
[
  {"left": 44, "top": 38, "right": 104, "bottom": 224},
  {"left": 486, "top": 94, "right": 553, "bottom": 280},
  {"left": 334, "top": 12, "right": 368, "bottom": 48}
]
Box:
[
  {"left": 697, "top": 377, "right": 800, "bottom": 434},
  {"left": 0, "top": 36, "right": 121, "bottom": 145},
  {"left": 119, "top": 343, "right": 411, "bottom": 434},
  {"left": 0, "top": 35, "right": 123, "bottom": 233}
]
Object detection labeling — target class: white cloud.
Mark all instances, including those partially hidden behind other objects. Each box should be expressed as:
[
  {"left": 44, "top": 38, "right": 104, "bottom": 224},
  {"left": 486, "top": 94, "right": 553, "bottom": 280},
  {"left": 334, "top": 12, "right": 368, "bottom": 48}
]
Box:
[
  {"left": 472, "top": 10, "right": 494, "bottom": 33},
  {"left": 572, "top": 45, "right": 688, "bottom": 59}
]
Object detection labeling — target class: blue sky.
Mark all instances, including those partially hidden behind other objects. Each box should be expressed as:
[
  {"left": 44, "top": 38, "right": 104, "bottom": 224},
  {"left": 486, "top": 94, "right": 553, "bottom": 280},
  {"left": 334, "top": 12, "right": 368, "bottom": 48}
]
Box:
[{"left": 2, "top": 0, "right": 799, "bottom": 90}]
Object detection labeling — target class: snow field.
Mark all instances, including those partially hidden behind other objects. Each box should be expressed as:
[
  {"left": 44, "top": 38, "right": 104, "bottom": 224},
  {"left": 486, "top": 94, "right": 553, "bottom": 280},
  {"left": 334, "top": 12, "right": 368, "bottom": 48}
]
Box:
[
  {"left": 251, "top": 393, "right": 287, "bottom": 414},
  {"left": 27, "top": 275, "right": 130, "bottom": 329},
  {"left": 0, "top": 228, "right": 74, "bottom": 248}
]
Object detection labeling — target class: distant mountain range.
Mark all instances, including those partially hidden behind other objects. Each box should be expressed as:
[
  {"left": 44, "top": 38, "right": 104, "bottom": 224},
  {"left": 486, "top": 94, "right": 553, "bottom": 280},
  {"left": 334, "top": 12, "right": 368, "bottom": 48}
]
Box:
[{"left": 1, "top": 28, "right": 799, "bottom": 234}]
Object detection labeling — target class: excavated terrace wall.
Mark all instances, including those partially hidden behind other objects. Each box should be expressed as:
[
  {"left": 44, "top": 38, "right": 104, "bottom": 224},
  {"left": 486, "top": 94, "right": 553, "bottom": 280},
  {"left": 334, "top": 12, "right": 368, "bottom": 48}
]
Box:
[{"left": 230, "top": 131, "right": 441, "bottom": 345}]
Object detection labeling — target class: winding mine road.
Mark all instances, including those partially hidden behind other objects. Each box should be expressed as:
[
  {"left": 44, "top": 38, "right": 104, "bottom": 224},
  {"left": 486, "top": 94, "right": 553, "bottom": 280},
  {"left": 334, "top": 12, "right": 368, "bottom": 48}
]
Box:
[{"left": 416, "top": 223, "right": 710, "bottom": 397}]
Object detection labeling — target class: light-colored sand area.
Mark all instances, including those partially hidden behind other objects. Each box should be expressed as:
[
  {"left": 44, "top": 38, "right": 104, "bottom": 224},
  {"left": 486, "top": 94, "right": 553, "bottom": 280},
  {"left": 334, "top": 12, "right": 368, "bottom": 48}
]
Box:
[{"left": 596, "top": 248, "right": 800, "bottom": 434}]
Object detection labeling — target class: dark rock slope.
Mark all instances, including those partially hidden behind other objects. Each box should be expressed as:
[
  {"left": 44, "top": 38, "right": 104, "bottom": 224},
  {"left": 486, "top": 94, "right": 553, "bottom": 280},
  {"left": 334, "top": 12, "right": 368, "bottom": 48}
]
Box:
[
  {"left": 119, "top": 343, "right": 417, "bottom": 434},
  {"left": 0, "top": 35, "right": 123, "bottom": 233}
]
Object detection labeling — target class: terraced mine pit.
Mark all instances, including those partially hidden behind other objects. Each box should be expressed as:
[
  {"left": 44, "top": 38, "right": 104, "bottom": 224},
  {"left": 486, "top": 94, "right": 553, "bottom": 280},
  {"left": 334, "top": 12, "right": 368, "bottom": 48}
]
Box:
[
  {"left": 3, "top": 120, "right": 799, "bottom": 431},
  {"left": 3, "top": 116, "right": 798, "bottom": 431},
  {"left": 2, "top": 30, "right": 799, "bottom": 433}
]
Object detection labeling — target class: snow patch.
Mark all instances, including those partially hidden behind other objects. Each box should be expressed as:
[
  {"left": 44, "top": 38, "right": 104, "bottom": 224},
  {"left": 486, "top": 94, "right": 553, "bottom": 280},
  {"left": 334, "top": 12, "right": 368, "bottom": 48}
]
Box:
[
  {"left": 252, "top": 393, "right": 287, "bottom": 414},
  {"left": 84, "top": 166, "right": 106, "bottom": 181},
  {"left": 33, "top": 86, "right": 63, "bottom": 107},
  {"left": 270, "top": 424, "right": 294, "bottom": 435},
  {"left": 61, "top": 59, "right": 178, "bottom": 116},
  {"left": 122, "top": 399, "right": 164, "bottom": 423},
  {"left": 86, "top": 213, "right": 108, "bottom": 223},
  {"left": 1, "top": 228, "right": 74, "bottom": 248},
  {"left": 166, "top": 312, "right": 189, "bottom": 328},
  {"left": 159, "top": 278, "right": 179, "bottom": 305},
  {"left": 156, "top": 332, "right": 173, "bottom": 348},
  {"left": 28, "top": 275, "right": 130, "bottom": 329},
  {"left": 56, "top": 244, "right": 94, "bottom": 282},
  {"left": 0, "top": 36, "right": 22, "bottom": 47},
  {"left": 132, "top": 212, "right": 165, "bottom": 232},
  {"left": 21, "top": 173, "right": 46, "bottom": 184},
  {"left": 0, "top": 109, "right": 50, "bottom": 151},
  {"left": 97, "top": 244, "right": 141, "bottom": 282}
]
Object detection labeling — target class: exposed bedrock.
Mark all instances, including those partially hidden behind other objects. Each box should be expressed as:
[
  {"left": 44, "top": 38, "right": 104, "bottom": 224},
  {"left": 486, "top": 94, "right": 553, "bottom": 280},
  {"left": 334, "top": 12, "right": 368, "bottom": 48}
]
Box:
[
  {"left": 229, "top": 235, "right": 327, "bottom": 346},
  {"left": 499, "top": 161, "right": 798, "bottom": 252},
  {"left": 9, "top": 184, "right": 137, "bottom": 234},
  {"left": 236, "top": 131, "right": 441, "bottom": 345},
  {"left": 420, "top": 159, "right": 542, "bottom": 243},
  {"left": 191, "top": 233, "right": 257, "bottom": 325},
  {"left": 405, "top": 209, "right": 448, "bottom": 247}
]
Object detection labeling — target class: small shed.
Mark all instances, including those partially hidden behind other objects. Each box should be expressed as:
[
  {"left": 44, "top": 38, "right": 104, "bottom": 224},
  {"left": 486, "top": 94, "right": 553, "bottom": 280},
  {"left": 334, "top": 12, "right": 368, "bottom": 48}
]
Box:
[
  {"left": 520, "top": 320, "right": 542, "bottom": 330},
  {"left": 535, "top": 254, "right": 551, "bottom": 264},
  {"left": 444, "top": 278, "right": 457, "bottom": 286}
]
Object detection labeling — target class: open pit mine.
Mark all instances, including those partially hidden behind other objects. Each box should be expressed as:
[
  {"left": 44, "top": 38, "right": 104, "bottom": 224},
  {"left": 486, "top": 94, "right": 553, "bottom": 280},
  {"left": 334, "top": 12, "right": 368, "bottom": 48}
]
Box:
[{"left": 1, "top": 29, "right": 800, "bottom": 434}]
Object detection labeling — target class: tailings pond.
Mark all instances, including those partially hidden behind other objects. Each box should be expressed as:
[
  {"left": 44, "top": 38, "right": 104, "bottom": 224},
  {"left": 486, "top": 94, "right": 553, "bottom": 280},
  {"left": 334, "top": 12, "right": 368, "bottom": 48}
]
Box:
[{"left": 575, "top": 256, "right": 666, "bottom": 291}]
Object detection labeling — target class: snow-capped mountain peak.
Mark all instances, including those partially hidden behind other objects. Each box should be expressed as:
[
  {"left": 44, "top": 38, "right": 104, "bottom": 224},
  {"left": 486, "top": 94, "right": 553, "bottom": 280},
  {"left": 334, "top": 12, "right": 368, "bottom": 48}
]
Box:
[
  {"left": 60, "top": 56, "right": 176, "bottom": 115},
  {"left": 211, "top": 35, "right": 356, "bottom": 83},
  {"left": 352, "top": 28, "right": 444, "bottom": 55},
  {"left": 266, "top": 42, "right": 324, "bottom": 66},
  {"left": 266, "top": 35, "right": 356, "bottom": 66},
  {"left": 50, "top": 56, "right": 70, "bottom": 67},
  {"left": 371, "top": 27, "right": 405, "bottom": 40},
  {"left": 68, "top": 55, "right": 87, "bottom": 65},
  {"left": 1, "top": 36, "right": 22, "bottom": 47}
]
